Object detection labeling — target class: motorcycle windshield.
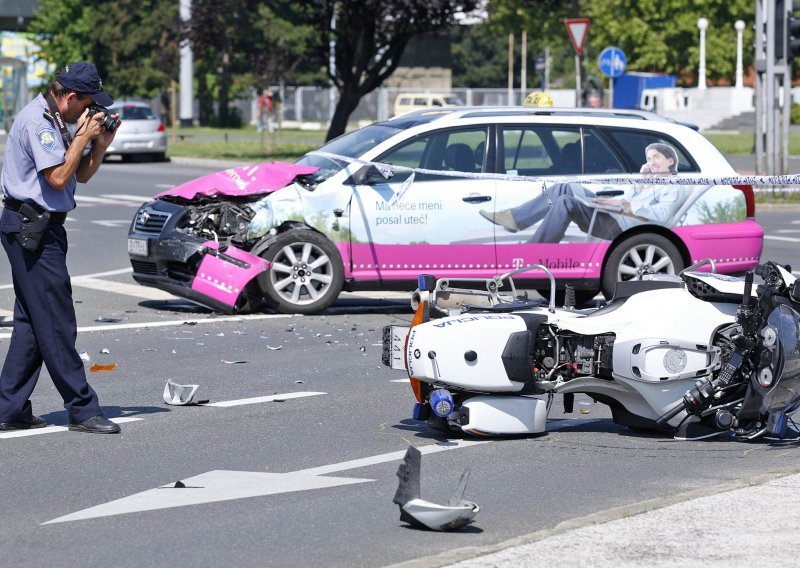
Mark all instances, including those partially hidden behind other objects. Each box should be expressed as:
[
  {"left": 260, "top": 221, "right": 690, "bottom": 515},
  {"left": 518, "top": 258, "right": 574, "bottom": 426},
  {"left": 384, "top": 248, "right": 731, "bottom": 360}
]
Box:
[{"left": 762, "top": 304, "right": 800, "bottom": 415}]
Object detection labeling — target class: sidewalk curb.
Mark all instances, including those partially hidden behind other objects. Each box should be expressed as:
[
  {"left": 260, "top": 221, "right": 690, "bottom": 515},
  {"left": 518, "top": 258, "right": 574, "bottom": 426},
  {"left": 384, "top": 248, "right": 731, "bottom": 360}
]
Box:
[{"left": 385, "top": 464, "right": 800, "bottom": 568}]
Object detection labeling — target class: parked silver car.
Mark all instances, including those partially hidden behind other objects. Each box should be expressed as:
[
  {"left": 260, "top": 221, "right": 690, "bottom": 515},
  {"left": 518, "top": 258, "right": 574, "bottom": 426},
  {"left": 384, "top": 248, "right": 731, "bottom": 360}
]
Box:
[{"left": 105, "top": 100, "right": 167, "bottom": 161}]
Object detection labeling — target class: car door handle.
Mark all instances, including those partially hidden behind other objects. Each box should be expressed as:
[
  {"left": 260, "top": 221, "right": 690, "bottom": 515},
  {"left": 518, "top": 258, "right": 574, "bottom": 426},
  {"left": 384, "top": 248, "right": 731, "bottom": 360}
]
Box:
[{"left": 462, "top": 195, "right": 492, "bottom": 203}]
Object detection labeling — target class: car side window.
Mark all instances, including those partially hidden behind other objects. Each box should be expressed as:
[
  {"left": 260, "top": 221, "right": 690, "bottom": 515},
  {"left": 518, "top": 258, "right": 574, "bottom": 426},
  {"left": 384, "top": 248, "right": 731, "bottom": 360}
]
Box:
[
  {"left": 583, "top": 130, "right": 625, "bottom": 174},
  {"left": 500, "top": 127, "right": 581, "bottom": 175},
  {"left": 379, "top": 127, "right": 488, "bottom": 180},
  {"left": 602, "top": 128, "right": 699, "bottom": 172}
]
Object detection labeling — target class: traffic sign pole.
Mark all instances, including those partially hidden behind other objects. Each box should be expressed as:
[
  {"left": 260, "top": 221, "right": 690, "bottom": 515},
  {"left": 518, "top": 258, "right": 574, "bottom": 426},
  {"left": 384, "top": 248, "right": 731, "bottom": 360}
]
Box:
[{"left": 565, "top": 18, "right": 591, "bottom": 107}]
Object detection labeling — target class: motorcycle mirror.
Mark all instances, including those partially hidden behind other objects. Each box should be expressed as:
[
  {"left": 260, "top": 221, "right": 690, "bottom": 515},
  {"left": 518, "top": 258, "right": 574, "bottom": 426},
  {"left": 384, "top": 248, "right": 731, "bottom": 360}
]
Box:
[
  {"left": 791, "top": 280, "right": 800, "bottom": 303},
  {"left": 418, "top": 274, "right": 437, "bottom": 293}
]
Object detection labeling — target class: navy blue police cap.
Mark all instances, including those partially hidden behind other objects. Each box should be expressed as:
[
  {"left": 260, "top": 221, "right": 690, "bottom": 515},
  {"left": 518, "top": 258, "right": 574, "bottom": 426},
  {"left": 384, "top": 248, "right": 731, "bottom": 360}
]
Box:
[{"left": 56, "top": 62, "right": 113, "bottom": 107}]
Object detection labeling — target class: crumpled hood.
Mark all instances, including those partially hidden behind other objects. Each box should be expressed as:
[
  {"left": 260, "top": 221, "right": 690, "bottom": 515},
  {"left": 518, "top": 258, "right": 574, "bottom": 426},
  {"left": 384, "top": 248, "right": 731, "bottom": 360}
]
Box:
[{"left": 156, "top": 161, "right": 319, "bottom": 200}]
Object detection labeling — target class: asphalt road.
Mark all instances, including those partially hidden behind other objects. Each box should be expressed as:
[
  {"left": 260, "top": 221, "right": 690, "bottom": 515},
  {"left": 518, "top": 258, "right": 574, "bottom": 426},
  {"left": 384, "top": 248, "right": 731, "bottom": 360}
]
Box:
[{"left": 0, "top": 159, "right": 799, "bottom": 567}]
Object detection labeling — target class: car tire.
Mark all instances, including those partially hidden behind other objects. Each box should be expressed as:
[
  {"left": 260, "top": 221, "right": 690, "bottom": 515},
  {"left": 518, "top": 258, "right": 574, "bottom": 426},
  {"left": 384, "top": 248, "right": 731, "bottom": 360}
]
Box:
[
  {"left": 601, "top": 233, "right": 684, "bottom": 299},
  {"left": 233, "top": 281, "right": 264, "bottom": 314},
  {"left": 256, "top": 230, "right": 344, "bottom": 314}
]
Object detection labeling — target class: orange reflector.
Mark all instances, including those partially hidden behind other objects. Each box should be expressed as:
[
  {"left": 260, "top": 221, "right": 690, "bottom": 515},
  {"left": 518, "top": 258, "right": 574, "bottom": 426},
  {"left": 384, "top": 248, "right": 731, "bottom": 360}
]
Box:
[
  {"left": 90, "top": 363, "right": 117, "bottom": 372},
  {"left": 406, "top": 299, "right": 430, "bottom": 403}
]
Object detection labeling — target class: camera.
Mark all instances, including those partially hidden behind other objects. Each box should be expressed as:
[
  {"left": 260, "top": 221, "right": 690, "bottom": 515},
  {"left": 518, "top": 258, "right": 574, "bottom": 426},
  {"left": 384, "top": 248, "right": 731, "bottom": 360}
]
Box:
[{"left": 87, "top": 104, "right": 121, "bottom": 132}]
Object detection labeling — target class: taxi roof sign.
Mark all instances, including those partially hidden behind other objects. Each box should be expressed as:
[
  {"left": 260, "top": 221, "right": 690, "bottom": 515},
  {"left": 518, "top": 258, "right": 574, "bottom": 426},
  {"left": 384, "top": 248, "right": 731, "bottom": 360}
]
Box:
[{"left": 565, "top": 18, "right": 590, "bottom": 56}]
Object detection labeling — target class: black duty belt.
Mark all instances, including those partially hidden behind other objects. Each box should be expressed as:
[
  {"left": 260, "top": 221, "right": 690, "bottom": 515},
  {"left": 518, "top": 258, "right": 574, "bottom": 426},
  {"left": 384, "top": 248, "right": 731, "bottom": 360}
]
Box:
[{"left": 3, "top": 197, "right": 66, "bottom": 225}]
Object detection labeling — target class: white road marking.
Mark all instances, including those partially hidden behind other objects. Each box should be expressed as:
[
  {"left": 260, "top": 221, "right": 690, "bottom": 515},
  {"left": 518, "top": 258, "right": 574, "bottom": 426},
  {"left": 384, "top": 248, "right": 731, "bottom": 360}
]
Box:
[
  {"left": 390, "top": 379, "right": 410, "bottom": 383},
  {"left": 0, "top": 313, "right": 294, "bottom": 340},
  {"left": 765, "top": 235, "right": 800, "bottom": 243},
  {"left": 205, "top": 391, "right": 326, "bottom": 407},
  {"left": 0, "top": 417, "right": 142, "bottom": 439},
  {"left": 70, "top": 276, "right": 176, "bottom": 300},
  {"left": 43, "top": 470, "right": 372, "bottom": 524},
  {"left": 91, "top": 220, "right": 131, "bottom": 228},
  {"left": 0, "top": 308, "right": 12, "bottom": 317},
  {"left": 42, "top": 439, "right": 485, "bottom": 524},
  {"left": 295, "top": 439, "right": 488, "bottom": 476},
  {"left": 0, "top": 267, "right": 134, "bottom": 290},
  {"left": 74, "top": 195, "right": 143, "bottom": 207},
  {"left": 99, "top": 194, "right": 152, "bottom": 203}
]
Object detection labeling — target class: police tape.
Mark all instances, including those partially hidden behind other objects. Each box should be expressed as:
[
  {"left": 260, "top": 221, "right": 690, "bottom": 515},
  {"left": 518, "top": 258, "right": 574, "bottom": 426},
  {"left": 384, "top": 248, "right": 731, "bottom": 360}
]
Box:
[{"left": 309, "top": 150, "right": 800, "bottom": 189}]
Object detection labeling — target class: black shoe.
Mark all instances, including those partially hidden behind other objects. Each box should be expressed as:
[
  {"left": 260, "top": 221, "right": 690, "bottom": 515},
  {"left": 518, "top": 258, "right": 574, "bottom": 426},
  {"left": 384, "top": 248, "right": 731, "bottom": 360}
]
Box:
[
  {"left": 0, "top": 415, "right": 48, "bottom": 431},
  {"left": 68, "top": 415, "right": 121, "bottom": 434}
]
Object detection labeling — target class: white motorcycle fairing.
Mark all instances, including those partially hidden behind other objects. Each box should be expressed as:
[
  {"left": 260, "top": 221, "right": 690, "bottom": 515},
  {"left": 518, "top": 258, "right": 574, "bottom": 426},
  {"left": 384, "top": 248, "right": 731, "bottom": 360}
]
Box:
[{"left": 405, "top": 283, "right": 741, "bottom": 434}]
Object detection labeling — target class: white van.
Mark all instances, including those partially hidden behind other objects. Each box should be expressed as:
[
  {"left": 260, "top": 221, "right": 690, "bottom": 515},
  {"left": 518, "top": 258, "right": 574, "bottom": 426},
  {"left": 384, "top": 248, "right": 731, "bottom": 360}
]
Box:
[{"left": 393, "top": 93, "right": 462, "bottom": 116}]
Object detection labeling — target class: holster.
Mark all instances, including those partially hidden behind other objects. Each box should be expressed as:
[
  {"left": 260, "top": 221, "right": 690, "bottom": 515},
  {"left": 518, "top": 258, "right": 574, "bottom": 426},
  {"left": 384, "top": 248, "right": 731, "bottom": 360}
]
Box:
[{"left": 18, "top": 203, "right": 51, "bottom": 252}]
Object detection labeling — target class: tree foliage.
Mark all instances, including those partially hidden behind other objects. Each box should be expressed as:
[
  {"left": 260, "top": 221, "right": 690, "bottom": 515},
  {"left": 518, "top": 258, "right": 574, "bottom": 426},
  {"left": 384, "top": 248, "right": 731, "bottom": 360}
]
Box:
[
  {"left": 269, "top": 0, "right": 480, "bottom": 141},
  {"left": 29, "top": 0, "right": 180, "bottom": 103},
  {"left": 581, "top": 0, "right": 754, "bottom": 85}
]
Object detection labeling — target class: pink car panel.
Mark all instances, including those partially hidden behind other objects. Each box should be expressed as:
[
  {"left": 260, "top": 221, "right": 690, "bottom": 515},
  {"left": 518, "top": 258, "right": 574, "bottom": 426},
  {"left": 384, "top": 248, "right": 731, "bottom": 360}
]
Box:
[
  {"left": 157, "top": 162, "right": 319, "bottom": 200},
  {"left": 191, "top": 242, "right": 270, "bottom": 307}
]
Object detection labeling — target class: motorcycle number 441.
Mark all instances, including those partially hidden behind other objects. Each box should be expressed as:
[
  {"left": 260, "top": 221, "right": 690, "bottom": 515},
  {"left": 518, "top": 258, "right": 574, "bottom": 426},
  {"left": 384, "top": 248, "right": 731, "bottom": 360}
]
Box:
[{"left": 382, "top": 326, "right": 410, "bottom": 370}]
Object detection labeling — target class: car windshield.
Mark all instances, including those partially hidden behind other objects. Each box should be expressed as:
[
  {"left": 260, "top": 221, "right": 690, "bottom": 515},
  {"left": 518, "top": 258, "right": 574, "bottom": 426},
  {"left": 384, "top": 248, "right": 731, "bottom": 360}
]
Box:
[
  {"left": 296, "top": 124, "right": 403, "bottom": 183},
  {"left": 110, "top": 105, "right": 158, "bottom": 120}
]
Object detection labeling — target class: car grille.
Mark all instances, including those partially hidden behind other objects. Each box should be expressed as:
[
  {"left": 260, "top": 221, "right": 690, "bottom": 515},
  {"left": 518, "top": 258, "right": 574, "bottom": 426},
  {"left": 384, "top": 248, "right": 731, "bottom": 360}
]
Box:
[
  {"left": 134, "top": 207, "right": 171, "bottom": 234},
  {"left": 131, "top": 260, "right": 158, "bottom": 275}
]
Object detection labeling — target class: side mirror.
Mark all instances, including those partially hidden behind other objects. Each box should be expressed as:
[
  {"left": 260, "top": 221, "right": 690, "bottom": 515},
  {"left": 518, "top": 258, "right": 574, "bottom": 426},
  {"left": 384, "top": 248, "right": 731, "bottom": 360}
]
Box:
[
  {"left": 345, "top": 165, "right": 392, "bottom": 186},
  {"left": 418, "top": 274, "right": 437, "bottom": 292}
]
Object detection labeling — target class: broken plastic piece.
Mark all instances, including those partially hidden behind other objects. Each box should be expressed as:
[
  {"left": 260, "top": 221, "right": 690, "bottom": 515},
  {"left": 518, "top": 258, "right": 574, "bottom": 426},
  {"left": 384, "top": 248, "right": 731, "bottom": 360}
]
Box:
[
  {"left": 163, "top": 379, "right": 208, "bottom": 406},
  {"left": 89, "top": 363, "right": 117, "bottom": 372},
  {"left": 95, "top": 315, "right": 122, "bottom": 323},
  {"left": 79, "top": 351, "right": 91, "bottom": 362},
  {"left": 393, "top": 446, "right": 479, "bottom": 531},
  {"left": 222, "top": 359, "right": 249, "bottom": 364},
  {"left": 101, "top": 348, "right": 110, "bottom": 354}
]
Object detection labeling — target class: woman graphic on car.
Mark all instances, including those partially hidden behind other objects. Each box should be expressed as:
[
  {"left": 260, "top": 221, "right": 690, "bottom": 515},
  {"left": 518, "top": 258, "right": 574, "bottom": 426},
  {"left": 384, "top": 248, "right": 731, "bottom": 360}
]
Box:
[{"left": 479, "top": 143, "right": 682, "bottom": 243}]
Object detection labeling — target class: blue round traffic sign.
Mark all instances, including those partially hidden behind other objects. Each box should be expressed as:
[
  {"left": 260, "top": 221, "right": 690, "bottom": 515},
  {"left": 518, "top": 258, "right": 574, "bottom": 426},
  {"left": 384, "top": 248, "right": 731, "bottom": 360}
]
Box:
[{"left": 598, "top": 47, "right": 627, "bottom": 78}]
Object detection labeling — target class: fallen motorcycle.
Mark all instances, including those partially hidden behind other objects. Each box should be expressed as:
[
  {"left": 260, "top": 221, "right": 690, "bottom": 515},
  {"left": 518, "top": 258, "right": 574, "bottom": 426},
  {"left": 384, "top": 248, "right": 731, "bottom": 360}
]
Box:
[{"left": 382, "top": 260, "right": 800, "bottom": 441}]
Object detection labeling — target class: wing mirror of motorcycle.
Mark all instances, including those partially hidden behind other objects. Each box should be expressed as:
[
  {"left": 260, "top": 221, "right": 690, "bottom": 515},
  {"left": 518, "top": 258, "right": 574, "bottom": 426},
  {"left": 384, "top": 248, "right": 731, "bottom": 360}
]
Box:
[
  {"left": 418, "top": 274, "right": 437, "bottom": 293},
  {"left": 791, "top": 280, "right": 800, "bottom": 303}
]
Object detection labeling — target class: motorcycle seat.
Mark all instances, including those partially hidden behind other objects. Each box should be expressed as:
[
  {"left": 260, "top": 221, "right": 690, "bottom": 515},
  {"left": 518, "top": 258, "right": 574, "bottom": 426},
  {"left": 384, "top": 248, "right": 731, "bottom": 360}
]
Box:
[{"left": 587, "top": 279, "right": 685, "bottom": 317}]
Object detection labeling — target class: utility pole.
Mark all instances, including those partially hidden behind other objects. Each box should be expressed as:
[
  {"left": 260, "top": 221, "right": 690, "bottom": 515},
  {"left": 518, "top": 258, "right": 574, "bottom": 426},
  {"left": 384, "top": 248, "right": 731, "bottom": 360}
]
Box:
[
  {"left": 755, "top": 0, "right": 795, "bottom": 175},
  {"left": 179, "top": 0, "right": 194, "bottom": 127}
]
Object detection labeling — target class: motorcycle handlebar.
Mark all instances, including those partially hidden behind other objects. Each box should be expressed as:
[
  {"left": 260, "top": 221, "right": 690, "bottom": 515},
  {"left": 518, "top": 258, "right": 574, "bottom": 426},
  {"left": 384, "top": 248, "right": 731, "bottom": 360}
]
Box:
[
  {"left": 742, "top": 271, "right": 753, "bottom": 307},
  {"left": 655, "top": 401, "right": 686, "bottom": 427}
]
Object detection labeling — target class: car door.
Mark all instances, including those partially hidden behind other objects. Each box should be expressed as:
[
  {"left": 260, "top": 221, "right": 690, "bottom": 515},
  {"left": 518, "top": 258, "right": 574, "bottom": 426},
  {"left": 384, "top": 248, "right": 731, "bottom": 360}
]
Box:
[
  {"left": 490, "top": 125, "right": 627, "bottom": 282},
  {"left": 348, "top": 126, "right": 496, "bottom": 281}
]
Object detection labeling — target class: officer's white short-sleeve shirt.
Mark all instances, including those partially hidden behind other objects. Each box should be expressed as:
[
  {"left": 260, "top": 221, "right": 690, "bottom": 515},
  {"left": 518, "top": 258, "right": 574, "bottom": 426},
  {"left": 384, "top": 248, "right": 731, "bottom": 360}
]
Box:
[{"left": 1, "top": 93, "right": 76, "bottom": 212}]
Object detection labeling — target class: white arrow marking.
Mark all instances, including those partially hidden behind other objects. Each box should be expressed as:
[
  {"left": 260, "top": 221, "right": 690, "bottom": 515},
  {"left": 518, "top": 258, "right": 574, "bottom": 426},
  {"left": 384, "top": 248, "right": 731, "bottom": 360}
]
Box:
[
  {"left": 0, "top": 417, "right": 142, "bottom": 439},
  {"left": 42, "top": 439, "right": 487, "bottom": 524},
  {"left": 765, "top": 235, "right": 800, "bottom": 243},
  {"left": 205, "top": 391, "right": 326, "bottom": 407},
  {"left": 42, "top": 470, "right": 372, "bottom": 524}
]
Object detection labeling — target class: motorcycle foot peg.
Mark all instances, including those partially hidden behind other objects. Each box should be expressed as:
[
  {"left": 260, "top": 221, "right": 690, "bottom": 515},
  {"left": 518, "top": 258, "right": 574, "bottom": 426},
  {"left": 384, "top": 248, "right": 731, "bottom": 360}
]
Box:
[{"left": 563, "top": 392, "right": 574, "bottom": 413}]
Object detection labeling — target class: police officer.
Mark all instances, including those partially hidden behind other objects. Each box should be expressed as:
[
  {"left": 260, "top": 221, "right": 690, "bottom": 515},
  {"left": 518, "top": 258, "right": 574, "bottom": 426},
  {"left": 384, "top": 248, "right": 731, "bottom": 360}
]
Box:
[{"left": 0, "top": 62, "right": 122, "bottom": 433}]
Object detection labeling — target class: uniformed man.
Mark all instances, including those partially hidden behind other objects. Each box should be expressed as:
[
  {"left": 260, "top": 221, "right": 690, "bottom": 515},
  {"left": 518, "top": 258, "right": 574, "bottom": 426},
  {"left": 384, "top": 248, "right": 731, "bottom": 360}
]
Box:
[{"left": 0, "top": 62, "right": 122, "bottom": 433}]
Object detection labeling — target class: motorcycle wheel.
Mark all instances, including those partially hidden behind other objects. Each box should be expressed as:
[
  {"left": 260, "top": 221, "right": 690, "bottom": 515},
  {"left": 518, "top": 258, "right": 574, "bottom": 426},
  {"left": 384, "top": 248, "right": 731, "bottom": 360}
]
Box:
[
  {"left": 601, "top": 233, "right": 684, "bottom": 299},
  {"left": 256, "top": 230, "right": 344, "bottom": 314}
]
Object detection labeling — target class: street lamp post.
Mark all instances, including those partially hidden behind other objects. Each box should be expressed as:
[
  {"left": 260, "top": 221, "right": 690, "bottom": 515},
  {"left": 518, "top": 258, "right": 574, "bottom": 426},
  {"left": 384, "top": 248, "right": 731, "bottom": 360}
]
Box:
[
  {"left": 735, "top": 19, "right": 745, "bottom": 89},
  {"left": 697, "top": 17, "right": 708, "bottom": 90}
]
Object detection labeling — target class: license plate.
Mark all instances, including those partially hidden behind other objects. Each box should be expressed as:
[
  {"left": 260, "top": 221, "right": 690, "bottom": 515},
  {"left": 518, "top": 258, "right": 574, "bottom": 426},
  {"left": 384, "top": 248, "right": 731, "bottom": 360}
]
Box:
[
  {"left": 382, "top": 325, "right": 409, "bottom": 369},
  {"left": 127, "top": 237, "right": 149, "bottom": 256}
]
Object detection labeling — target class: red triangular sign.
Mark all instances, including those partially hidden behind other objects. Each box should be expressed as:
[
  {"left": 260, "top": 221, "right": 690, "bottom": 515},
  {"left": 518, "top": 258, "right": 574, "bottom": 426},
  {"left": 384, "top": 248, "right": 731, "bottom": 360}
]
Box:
[{"left": 565, "top": 18, "right": 591, "bottom": 56}]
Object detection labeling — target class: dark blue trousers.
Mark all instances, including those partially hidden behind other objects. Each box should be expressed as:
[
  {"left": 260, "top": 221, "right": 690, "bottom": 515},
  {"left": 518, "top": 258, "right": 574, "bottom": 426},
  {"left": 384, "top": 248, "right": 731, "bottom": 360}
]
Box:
[{"left": 0, "top": 208, "right": 100, "bottom": 423}]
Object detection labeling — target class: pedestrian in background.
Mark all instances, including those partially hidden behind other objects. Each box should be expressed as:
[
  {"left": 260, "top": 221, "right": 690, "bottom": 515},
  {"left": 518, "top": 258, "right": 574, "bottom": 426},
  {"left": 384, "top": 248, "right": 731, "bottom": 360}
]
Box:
[{"left": 0, "top": 62, "right": 122, "bottom": 434}]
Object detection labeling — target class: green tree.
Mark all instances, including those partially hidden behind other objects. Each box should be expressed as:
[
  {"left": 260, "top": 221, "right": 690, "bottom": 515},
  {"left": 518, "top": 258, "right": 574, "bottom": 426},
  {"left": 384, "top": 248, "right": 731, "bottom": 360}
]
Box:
[
  {"left": 582, "top": 0, "right": 754, "bottom": 85},
  {"left": 270, "top": 0, "right": 479, "bottom": 141},
  {"left": 29, "top": 0, "right": 180, "bottom": 106}
]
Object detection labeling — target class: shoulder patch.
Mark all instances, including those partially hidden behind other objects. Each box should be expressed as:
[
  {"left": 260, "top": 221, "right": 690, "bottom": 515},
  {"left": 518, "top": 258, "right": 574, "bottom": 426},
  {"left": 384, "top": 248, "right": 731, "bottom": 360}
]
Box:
[{"left": 37, "top": 127, "right": 56, "bottom": 150}]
